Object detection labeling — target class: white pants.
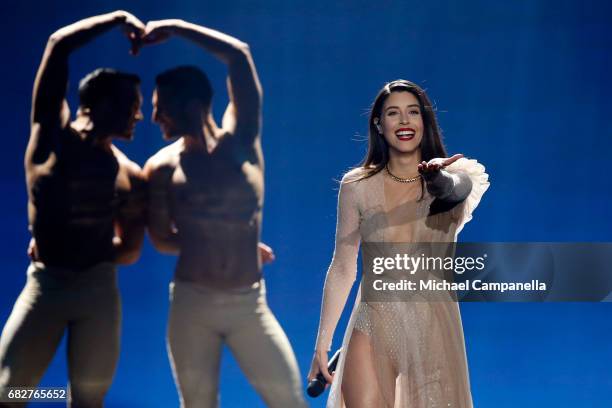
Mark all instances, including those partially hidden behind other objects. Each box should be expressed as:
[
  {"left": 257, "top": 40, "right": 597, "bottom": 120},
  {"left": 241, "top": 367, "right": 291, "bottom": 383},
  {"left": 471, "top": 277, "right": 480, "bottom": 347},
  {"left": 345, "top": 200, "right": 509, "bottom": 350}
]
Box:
[
  {"left": 167, "top": 279, "right": 306, "bottom": 408},
  {"left": 0, "top": 262, "right": 120, "bottom": 408}
]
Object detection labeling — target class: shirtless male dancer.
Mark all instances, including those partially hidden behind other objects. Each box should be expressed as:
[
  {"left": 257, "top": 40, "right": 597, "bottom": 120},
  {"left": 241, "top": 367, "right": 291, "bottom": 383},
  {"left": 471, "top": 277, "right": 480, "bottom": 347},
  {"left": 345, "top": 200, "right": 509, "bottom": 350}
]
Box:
[
  {"left": 139, "top": 19, "right": 306, "bottom": 408},
  {"left": 0, "top": 11, "right": 146, "bottom": 407}
]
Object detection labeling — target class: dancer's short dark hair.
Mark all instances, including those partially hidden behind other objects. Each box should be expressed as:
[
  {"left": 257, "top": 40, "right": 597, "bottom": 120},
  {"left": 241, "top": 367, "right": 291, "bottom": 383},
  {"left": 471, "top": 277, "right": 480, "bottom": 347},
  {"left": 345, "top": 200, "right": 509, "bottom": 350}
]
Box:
[
  {"left": 78, "top": 68, "right": 140, "bottom": 108},
  {"left": 155, "top": 65, "right": 213, "bottom": 108}
]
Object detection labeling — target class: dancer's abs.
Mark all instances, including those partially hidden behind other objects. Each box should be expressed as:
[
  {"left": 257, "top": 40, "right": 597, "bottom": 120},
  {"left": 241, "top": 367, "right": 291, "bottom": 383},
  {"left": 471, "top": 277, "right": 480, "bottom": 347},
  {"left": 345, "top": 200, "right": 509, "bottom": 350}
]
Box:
[
  {"left": 171, "top": 172, "right": 263, "bottom": 289},
  {"left": 170, "top": 149, "right": 264, "bottom": 289},
  {"left": 174, "top": 217, "right": 261, "bottom": 289}
]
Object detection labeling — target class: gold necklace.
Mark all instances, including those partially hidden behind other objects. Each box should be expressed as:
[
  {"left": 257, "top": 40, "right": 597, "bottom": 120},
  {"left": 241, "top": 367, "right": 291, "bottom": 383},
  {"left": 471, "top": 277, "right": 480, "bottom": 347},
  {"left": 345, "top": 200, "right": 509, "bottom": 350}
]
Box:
[{"left": 385, "top": 164, "right": 421, "bottom": 183}]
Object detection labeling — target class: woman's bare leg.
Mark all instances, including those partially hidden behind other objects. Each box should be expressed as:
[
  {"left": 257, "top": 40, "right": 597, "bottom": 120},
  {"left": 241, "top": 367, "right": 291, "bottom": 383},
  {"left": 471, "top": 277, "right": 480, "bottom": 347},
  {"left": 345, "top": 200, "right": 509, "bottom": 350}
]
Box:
[{"left": 342, "top": 329, "right": 396, "bottom": 408}]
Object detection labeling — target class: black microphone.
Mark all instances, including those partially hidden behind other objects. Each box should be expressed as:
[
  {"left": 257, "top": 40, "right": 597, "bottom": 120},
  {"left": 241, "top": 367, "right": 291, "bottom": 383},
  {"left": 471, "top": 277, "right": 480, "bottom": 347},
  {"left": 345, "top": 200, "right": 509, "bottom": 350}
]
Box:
[{"left": 307, "top": 348, "right": 341, "bottom": 398}]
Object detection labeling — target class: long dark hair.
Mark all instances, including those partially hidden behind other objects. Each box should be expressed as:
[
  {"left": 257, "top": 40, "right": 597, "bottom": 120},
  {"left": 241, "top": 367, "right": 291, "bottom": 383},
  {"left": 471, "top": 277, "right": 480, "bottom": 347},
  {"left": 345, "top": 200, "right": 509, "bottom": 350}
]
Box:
[{"left": 353, "top": 79, "right": 448, "bottom": 181}]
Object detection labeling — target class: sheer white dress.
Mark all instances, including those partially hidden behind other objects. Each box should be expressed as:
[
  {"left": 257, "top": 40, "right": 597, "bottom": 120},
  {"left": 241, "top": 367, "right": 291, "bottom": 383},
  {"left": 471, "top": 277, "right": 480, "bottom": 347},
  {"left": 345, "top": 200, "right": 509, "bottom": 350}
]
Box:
[{"left": 315, "top": 158, "right": 490, "bottom": 408}]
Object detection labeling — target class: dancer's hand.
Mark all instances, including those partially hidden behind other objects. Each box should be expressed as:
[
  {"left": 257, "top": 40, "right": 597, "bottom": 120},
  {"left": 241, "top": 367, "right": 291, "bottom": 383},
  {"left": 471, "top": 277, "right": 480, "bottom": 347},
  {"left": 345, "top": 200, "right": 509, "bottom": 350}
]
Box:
[
  {"left": 308, "top": 349, "right": 333, "bottom": 385},
  {"left": 418, "top": 153, "right": 463, "bottom": 178},
  {"left": 115, "top": 11, "right": 145, "bottom": 55},
  {"left": 140, "top": 20, "right": 181, "bottom": 47},
  {"left": 258, "top": 242, "right": 276, "bottom": 265}
]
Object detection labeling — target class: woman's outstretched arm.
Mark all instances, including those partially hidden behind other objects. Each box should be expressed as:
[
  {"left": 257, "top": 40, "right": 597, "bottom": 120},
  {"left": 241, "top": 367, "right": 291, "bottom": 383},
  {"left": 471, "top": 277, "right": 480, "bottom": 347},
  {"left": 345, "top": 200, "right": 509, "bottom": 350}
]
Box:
[{"left": 419, "top": 154, "right": 473, "bottom": 202}]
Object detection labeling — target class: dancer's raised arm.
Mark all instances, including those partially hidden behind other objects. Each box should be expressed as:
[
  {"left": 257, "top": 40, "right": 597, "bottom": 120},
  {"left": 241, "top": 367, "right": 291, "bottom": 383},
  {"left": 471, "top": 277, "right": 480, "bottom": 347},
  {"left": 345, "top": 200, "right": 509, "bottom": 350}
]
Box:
[
  {"left": 28, "top": 11, "right": 143, "bottom": 162},
  {"left": 142, "top": 19, "right": 262, "bottom": 143}
]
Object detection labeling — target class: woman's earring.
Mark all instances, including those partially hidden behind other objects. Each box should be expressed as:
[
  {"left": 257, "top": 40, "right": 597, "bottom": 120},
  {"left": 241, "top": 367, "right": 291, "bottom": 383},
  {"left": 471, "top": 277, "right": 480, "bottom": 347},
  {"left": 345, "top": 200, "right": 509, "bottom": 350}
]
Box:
[{"left": 374, "top": 119, "right": 383, "bottom": 135}]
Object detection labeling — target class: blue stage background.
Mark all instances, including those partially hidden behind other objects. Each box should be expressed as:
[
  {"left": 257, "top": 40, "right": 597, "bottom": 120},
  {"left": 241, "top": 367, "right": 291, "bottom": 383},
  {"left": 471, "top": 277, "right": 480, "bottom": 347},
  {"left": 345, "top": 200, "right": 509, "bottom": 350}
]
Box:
[{"left": 1, "top": 1, "right": 611, "bottom": 407}]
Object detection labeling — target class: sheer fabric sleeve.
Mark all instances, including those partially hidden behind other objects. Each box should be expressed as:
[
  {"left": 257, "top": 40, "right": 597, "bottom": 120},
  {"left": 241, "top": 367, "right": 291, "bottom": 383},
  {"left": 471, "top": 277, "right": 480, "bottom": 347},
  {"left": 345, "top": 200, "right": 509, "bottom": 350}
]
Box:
[
  {"left": 314, "top": 174, "right": 362, "bottom": 351},
  {"left": 423, "top": 169, "right": 473, "bottom": 203},
  {"left": 445, "top": 157, "right": 490, "bottom": 235}
]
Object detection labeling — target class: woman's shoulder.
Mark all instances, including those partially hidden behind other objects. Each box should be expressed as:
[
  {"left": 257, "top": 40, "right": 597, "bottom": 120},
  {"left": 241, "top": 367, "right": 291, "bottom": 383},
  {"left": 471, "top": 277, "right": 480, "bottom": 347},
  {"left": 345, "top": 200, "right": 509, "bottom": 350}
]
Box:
[{"left": 340, "top": 166, "right": 379, "bottom": 185}]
